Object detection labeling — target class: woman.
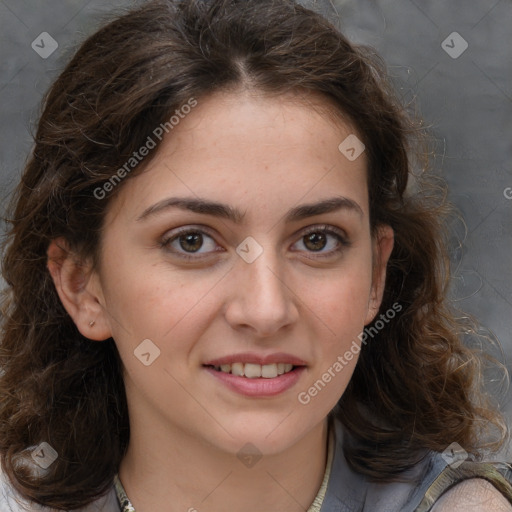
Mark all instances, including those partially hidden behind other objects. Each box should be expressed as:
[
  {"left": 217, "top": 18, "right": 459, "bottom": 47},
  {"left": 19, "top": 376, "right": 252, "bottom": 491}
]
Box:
[{"left": 1, "top": 0, "right": 511, "bottom": 510}]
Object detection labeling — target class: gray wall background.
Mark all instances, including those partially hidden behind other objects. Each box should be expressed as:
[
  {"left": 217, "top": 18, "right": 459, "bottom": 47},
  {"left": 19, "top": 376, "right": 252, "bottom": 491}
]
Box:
[{"left": 1, "top": 0, "right": 511, "bottom": 451}]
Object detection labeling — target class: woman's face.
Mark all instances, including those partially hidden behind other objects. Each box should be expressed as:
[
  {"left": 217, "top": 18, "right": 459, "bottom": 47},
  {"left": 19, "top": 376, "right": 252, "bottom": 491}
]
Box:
[{"left": 80, "top": 90, "right": 393, "bottom": 455}]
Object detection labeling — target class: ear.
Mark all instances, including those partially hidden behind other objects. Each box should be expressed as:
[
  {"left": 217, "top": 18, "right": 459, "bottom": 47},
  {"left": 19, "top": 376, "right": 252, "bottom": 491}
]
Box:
[
  {"left": 47, "top": 238, "right": 112, "bottom": 341},
  {"left": 364, "top": 224, "right": 394, "bottom": 325}
]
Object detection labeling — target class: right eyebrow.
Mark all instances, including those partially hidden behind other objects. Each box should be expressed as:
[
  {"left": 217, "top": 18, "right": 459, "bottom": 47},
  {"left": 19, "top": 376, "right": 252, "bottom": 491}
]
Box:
[{"left": 136, "top": 196, "right": 246, "bottom": 223}]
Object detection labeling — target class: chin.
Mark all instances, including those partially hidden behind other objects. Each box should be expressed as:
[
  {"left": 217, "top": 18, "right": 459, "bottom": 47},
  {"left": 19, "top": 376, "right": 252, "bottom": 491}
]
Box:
[{"left": 207, "top": 413, "right": 316, "bottom": 456}]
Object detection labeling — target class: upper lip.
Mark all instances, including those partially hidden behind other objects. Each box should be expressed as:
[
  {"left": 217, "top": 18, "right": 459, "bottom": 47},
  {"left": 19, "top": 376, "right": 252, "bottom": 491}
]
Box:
[{"left": 203, "top": 352, "right": 307, "bottom": 366}]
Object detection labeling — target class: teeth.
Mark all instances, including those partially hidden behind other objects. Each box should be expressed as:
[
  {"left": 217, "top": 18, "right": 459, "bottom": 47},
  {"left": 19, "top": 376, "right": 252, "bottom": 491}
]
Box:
[
  {"left": 244, "top": 363, "right": 261, "bottom": 379},
  {"left": 231, "top": 362, "right": 245, "bottom": 377},
  {"left": 261, "top": 363, "right": 277, "bottom": 378},
  {"left": 214, "top": 362, "right": 296, "bottom": 378}
]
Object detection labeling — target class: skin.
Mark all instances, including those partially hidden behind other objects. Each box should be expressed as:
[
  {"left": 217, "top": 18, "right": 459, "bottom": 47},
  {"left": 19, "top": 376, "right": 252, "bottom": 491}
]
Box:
[
  {"left": 432, "top": 480, "right": 512, "bottom": 512},
  {"left": 47, "top": 89, "right": 395, "bottom": 511}
]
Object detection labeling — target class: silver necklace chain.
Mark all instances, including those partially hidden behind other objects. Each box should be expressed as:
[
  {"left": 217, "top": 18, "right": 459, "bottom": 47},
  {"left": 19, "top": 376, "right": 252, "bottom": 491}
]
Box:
[{"left": 114, "top": 474, "right": 136, "bottom": 512}]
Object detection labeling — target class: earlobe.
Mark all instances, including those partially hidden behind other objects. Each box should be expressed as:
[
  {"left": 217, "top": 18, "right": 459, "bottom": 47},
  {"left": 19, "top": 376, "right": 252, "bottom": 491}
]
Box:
[
  {"left": 47, "top": 238, "right": 112, "bottom": 341},
  {"left": 365, "top": 225, "right": 395, "bottom": 325}
]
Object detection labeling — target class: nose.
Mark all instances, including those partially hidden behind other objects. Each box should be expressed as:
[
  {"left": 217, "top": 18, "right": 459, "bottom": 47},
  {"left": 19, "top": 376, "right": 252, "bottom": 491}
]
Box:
[{"left": 223, "top": 245, "right": 299, "bottom": 338}]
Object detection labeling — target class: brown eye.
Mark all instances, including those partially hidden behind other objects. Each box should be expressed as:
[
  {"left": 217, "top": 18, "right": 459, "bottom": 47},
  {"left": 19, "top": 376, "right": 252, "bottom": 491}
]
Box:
[
  {"left": 292, "top": 225, "right": 350, "bottom": 258},
  {"left": 178, "top": 232, "right": 204, "bottom": 252},
  {"left": 303, "top": 232, "right": 328, "bottom": 251},
  {"left": 160, "top": 227, "right": 221, "bottom": 260}
]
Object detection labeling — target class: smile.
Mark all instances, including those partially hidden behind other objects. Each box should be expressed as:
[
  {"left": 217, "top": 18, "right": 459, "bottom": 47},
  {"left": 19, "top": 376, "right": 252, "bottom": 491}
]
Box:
[
  {"left": 203, "top": 364, "right": 306, "bottom": 397},
  {"left": 208, "top": 362, "right": 296, "bottom": 378}
]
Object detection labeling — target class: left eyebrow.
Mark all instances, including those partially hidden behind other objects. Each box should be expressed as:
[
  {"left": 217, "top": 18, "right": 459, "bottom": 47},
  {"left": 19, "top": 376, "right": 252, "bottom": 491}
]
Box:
[
  {"left": 136, "top": 196, "right": 364, "bottom": 223},
  {"left": 285, "top": 196, "right": 363, "bottom": 222}
]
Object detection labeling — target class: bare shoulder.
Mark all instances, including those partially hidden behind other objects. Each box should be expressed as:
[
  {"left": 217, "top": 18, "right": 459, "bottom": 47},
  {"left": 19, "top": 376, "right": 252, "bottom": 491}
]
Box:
[{"left": 431, "top": 478, "right": 512, "bottom": 512}]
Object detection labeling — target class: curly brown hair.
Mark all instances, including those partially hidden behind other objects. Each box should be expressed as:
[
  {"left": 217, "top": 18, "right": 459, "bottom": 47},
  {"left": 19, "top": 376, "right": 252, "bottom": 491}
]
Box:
[{"left": 0, "top": 0, "right": 508, "bottom": 509}]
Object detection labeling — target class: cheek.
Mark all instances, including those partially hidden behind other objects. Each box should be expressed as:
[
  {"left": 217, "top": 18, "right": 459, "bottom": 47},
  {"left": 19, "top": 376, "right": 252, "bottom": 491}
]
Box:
[
  {"left": 102, "top": 269, "right": 218, "bottom": 397},
  {"left": 316, "top": 279, "right": 370, "bottom": 370},
  {"left": 100, "top": 249, "right": 221, "bottom": 353},
  {"left": 300, "top": 256, "right": 372, "bottom": 377},
  {"left": 305, "top": 262, "right": 373, "bottom": 335}
]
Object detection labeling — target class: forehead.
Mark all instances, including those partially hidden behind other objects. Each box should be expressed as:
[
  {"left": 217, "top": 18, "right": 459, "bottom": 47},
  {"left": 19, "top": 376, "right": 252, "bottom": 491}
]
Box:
[{"left": 105, "top": 89, "right": 369, "bottom": 225}]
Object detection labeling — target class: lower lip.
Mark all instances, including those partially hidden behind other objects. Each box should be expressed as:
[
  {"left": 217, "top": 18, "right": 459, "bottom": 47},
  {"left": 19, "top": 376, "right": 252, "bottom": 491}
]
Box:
[{"left": 204, "top": 366, "right": 306, "bottom": 397}]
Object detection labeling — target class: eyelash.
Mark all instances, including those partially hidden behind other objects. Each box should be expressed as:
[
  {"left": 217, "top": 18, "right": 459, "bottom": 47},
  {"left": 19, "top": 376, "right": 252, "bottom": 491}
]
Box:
[{"left": 159, "top": 224, "right": 350, "bottom": 261}]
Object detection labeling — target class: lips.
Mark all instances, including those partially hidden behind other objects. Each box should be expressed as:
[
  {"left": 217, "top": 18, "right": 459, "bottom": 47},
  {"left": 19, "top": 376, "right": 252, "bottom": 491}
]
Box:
[
  {"left": 202, "top": 352, "right": 307, "bottom": 396},
  {"left": 204, "top": 365, "right": 306, "bottom": 397}
]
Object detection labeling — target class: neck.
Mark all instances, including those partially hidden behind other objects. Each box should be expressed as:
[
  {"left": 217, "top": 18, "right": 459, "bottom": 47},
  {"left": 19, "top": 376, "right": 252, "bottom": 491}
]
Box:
[{"left": 118, "top": 415, "right": 330, "bottom": 511}]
